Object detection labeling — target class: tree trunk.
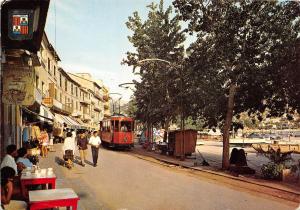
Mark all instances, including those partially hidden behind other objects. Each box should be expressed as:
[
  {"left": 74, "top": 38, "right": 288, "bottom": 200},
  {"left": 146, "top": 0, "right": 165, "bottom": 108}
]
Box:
[
  {"left": 222, "top": 84, "right": 236, "bottom": 170},
  {"left": 163, "top": 118, "right": 169, "bottom": 142}
]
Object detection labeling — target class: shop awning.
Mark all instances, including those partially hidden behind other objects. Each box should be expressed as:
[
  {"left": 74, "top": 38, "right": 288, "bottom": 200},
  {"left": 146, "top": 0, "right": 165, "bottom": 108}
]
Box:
[
  {"left": 64, "top": 116, "right": 82, "bottom": 129},
  {"left": 54, "top": 113, "right": 84, "bottom": 129},
  {"left": 22, "top": 106, "right": 54, "bottom": 123},
  {"left": 73, "top": 118, "right": 90, "bottom": 130},
  {"left": 39, "top": 105, "right": 54, "bottom": 123}
]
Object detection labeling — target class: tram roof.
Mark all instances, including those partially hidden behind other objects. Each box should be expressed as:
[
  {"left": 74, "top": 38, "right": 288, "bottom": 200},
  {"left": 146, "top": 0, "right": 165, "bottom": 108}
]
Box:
[{"left": 103, "top": 114, "right": 134, "bottom": 121}]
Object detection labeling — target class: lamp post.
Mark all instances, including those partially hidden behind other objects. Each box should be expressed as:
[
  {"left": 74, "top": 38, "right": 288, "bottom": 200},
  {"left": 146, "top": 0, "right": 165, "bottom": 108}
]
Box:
[
  {"left": 137, "top": 58, "right": 186, "bottom": 160},
  {"left": 109, "top": 93, "right": 122, "bottom": 115},
  {"left": 119, "top": 82, "right": 135, "bottom": 91}
]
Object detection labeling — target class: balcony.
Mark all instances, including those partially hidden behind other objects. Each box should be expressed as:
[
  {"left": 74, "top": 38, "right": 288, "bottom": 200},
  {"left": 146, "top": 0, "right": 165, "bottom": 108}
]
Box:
[
  {"left": 80, "top": 98, "right": 90, "bottom": 105},
  {"left": 104, "top": 104, "right": 109, "bottom": 110},
  {"left": 62, "top": 104, "right": 73, "bottom": 115},
  {"left": 72, "top": 111, "right": 82, "bottom": 117},
  {"left": 42, "top": 97, "right": 72, "bottom": 115},
  {"left": 82, "top": 114, "right": 91, "bottom": 121},
  {"left": 94, "top": 104, "right": 101, "bottom": 112},
  {"left": 103, "top": 95, "right": 109, "bottom": 102},
  {"left": 94, "top": 91, "right": 103, "bottom": 100}
]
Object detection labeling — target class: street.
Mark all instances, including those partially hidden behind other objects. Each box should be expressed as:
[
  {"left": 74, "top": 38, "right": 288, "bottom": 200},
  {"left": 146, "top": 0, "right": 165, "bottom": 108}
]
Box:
[{"left": 40, "top": 144, "right": 297, "bottom": 210}]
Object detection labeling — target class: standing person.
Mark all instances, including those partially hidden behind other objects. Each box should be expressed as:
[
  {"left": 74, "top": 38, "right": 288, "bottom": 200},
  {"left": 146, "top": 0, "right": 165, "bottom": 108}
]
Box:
[
  {"left": 39, "top": 128, "right": 49, "bottom": 158},
  {"left": 62, "top": 132, "right": 76, "bottom": 155},
  {"left": 89, "top": 131, "right": 101, "bottom": 167},
  {"left": 77, "top": 132, "right": 88, "bottom": 167}
]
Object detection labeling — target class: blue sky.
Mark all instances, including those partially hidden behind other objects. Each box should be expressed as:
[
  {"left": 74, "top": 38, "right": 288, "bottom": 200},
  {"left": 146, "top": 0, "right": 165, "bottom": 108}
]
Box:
[{"left": 45, "top": 0, "right": 174, "bottom": 101}]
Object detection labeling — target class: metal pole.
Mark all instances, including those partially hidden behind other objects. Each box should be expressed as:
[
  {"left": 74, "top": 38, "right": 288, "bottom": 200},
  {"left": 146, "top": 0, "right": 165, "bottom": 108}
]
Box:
[
  {"left": 180, "top": 65, "right": 185, "bottom": 161},
  {"left": 119, "top": 98, "right": 121, "bottom": 114}
]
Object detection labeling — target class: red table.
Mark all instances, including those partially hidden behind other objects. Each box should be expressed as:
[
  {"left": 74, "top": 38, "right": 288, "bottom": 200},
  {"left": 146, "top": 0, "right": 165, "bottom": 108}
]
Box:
[
  {"left": 29, "top": 188, "right": 79, "bottom": 210},
  {"left": 20, "top": 171, "right": 56, "bottom": 198}
]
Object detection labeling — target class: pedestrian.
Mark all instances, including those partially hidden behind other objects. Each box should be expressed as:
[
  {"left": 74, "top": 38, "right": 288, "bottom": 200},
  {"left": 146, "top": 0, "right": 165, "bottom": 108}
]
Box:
[
  {"left": 89, "top": 131, "right": 101, "bottom": 167},
  {"left": 77, "top": 131, "right": 88, "bottom": 167},
  {"left": 39, "top": 127, "right": 49, "bottom": 158},
  {"left": 62, "top": 132, "right": 76, "bottom": 156}
]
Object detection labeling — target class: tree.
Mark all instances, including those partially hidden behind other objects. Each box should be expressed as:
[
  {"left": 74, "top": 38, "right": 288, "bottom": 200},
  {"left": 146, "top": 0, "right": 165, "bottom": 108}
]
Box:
[
  {"left": 173, "top": 0, "right": 300, "bottom": 169},
  {"left": 122, "top": 0, "right": 186, "bottom": 135}
]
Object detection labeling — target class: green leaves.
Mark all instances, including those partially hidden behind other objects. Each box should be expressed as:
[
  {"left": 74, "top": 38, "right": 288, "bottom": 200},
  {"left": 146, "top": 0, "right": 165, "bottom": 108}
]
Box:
[
  {"left": 123, "top": 0, "right": 186, "bottom": 125},
  {"left": 174, "top": 0, "right": 300, "bottom": 127}
]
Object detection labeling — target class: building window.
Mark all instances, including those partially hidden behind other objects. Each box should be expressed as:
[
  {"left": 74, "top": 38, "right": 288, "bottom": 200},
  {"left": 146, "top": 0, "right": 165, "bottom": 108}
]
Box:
[
  {"left": 35, "top": 76, "right": 39, "bottom": 89},
  {"left": 41, "top": 82, "right": 44, "bottom": 95},
  {"left": 71, "top": 84, "right": 73, "bottom": 94},
  {"left": 54, "top": 89, "right": 57, "bottom": 100},
  {"left": 60, "top": 93, "right": 62, "bottom": 102},
  {"left": 75, "top": 87, "right": 78, "bottom": 97},
  {"left": 48, "top": 58, "right": 51, "bottom": 73},
  {"left": 65, "top": 80, "right": 67, "bottom": 92},
  {"left": 54, "top": 66, "right": 56, "bottom": 77},
  {"left": 71, "top": 99, "right": 74, "bottom": 108},
  {"left": 59, "top": 74, "right": 62, "bottom": 87}
]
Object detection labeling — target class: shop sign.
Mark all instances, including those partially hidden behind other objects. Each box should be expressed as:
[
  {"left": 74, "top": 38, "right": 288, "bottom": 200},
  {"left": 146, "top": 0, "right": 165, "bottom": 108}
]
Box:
[{"left": 2, "top": 69, "right": 35, "bottom": 105}]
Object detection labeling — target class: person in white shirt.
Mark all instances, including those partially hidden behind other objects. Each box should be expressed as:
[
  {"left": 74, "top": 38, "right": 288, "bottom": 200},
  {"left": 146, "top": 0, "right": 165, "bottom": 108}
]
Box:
[
  {"left": 89, "top": 131, "right": 101, "bottom": 167},
  {"left": 62, "top": 132, "right": 76, "bottom": 155},
  {"left": 0, "top": 145, "right": 18, "bottom": 175}
]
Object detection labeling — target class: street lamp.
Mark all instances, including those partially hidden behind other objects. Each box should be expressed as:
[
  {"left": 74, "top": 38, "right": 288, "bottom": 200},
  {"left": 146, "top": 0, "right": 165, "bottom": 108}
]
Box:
[
  {"left": 119, "top": 82, "right": 135, "bottom": 91},
  {"left": 137, "top": 58, "right": 186, "bottom": 161},
  {"left": 109, "top": 93, "right": 122, "bottom": 115}
]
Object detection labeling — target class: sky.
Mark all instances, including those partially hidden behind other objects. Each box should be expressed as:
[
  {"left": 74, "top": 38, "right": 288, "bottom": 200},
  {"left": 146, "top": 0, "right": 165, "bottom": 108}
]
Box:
[{"left": 45, "top": 0, "right": 174, "bottom": 102}]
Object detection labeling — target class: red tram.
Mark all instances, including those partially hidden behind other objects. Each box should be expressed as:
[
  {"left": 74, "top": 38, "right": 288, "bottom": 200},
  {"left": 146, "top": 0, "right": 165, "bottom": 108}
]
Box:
[{"left": 100, "top": 115, "right": 134, "bottom": 149}]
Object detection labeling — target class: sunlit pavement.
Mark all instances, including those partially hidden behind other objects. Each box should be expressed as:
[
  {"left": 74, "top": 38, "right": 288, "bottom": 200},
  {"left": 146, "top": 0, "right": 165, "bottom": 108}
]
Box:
[{"left": 38, "top": 144, "right": 297, "bottom": 210}]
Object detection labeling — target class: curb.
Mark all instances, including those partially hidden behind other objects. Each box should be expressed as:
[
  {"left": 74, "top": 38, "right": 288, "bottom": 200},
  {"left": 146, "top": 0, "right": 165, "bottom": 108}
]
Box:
[{"left": 130, "top": 150, "right": 300, "bottom": 203}]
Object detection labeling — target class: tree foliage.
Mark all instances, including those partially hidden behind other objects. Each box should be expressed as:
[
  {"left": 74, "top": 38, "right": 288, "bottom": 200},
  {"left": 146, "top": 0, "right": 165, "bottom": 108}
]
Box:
[
  {"left": 173, "top": 0, "right": 300, "bottom": 169},
  {"left": 174, "top": 0, "right": 300, "bottom": 126},
  {"left": 122, "top": 0, "right": 186, "bottom": 127}
]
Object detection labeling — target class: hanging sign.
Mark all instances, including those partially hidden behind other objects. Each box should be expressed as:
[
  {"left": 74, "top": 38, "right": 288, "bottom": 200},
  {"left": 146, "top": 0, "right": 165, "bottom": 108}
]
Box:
[{"left": 8, "top": 10, "right": 34, "bottom": 40}]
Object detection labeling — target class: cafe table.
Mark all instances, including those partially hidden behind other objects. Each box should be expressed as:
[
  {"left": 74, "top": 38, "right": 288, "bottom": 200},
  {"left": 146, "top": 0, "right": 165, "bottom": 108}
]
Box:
[
  {"left": 29, "top": 188, "right": 80, "bottom": 210},
  {"left": 20, "top": 170, "right": 56, "bottom": 198}
]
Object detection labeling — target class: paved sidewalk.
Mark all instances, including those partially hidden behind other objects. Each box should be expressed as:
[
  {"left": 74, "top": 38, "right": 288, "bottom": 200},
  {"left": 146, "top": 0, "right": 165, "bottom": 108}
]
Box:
[
  {"left": 38, "top": 144, "right": 109, "bottom": 210},
  {"left": 131, "top": 143, "right": 300, "bottom": 203}
]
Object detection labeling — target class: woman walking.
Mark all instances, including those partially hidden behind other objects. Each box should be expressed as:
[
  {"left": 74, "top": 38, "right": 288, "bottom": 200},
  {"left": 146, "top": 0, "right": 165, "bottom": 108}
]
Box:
[
  {"left": 89, "top": 131, "right": 101, "bottom": 167},
  {"left": 39, "top": 127, "right": 49, "bottom": 158}
]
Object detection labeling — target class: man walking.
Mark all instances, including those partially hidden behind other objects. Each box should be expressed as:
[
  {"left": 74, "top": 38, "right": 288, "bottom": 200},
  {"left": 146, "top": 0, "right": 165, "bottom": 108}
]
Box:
[
  {"left": 77, "top": 131, "right": 88, "bottom": 166},
  {"left": 89, "top": 131, "right": 101, "bottom": 167}
]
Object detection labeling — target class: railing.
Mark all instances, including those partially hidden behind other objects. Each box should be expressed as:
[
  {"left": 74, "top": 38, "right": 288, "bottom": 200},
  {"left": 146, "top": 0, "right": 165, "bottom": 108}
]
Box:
[
  {"left": 83, "top": 114, "right": 91, "bottom": 120},
  {"left": 80, "top": 98, "right": 90, "bottom": 104},
  {"left": 103, "top": 95, "right": 109, "bottom": 101},
  {"left": 62, "top": 104, "right": 73, "bottom": 114},
  {"left": 94, "top": 104, "right": 101, "bottom": 111}
]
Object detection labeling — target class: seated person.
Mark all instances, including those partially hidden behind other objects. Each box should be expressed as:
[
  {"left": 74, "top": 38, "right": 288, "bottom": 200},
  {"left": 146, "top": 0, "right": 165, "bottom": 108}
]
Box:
[
  {"left": 16, "top": 148, "right": 33, "bottom": 169},
  {"left": 1, "top": 145, "right": 18, "bottom": 175},
  {"left": 121, "top": 124, "right": 128, "bottom": 132},
  {"left": 1, "top": 167, "right": 27, "bottom": 210}
]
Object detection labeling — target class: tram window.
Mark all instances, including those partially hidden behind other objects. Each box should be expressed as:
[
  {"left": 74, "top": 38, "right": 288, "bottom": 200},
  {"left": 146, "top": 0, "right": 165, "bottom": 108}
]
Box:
[
  {"left": 114, "top": 121, "right": 119, "bottom": 132},
  {"left": 120, "top": 121, "right": 132, "bottom": 132}
]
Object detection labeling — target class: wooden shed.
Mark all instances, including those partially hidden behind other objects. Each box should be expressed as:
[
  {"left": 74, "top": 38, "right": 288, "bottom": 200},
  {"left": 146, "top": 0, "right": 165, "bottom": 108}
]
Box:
[{"left": 168, "top": 129, "right": 197, "bottom": 157}]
